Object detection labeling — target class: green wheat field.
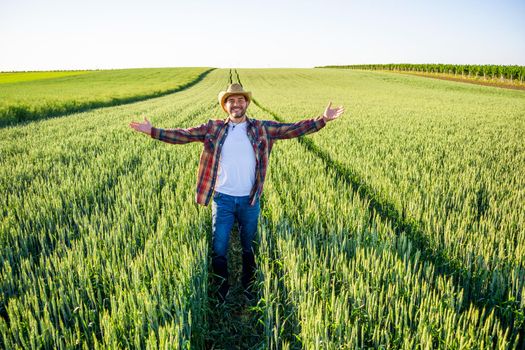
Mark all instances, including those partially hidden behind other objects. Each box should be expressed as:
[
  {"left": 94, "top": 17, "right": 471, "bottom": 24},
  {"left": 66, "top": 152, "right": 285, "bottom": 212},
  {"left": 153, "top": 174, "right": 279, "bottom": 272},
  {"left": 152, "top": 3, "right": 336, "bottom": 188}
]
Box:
[{"left": 1, "top": 67, "right": 524, "bottom": 349}]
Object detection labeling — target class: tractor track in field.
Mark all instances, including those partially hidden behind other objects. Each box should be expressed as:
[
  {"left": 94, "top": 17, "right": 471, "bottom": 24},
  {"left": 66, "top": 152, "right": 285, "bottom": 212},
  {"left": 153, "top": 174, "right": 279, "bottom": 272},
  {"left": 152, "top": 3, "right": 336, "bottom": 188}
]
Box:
[
  {"left": 248, "top": 92, "right": 523, "bottom": 345},
  {"left": 203, "top": 69, "right": 264, "bottom": 350}
]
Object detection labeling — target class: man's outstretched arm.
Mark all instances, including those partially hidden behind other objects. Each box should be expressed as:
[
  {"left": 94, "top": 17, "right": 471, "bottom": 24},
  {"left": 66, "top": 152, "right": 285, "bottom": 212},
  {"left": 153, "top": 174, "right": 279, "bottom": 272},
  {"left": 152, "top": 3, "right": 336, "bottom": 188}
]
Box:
[
  {"left": 265, "top": 102, "right": 345, "bottom": 139},
  {"left": 129, "top": 117, "right": 209, "bottom": 144}
]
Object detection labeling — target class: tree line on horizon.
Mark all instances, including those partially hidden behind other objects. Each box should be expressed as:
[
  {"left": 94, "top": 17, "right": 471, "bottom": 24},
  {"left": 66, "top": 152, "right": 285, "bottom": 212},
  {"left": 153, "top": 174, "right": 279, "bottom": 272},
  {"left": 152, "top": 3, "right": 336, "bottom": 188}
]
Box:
[{"left": 319, "top": 63, "right": 525, "bottom": 82}]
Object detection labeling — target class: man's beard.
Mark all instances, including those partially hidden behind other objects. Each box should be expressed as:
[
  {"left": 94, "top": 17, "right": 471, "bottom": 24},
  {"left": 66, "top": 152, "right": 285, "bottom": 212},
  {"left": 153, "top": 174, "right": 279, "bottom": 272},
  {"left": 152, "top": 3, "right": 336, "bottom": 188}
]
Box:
[{"left": 231, "top": 107, "right": 246, "bottom": 118}]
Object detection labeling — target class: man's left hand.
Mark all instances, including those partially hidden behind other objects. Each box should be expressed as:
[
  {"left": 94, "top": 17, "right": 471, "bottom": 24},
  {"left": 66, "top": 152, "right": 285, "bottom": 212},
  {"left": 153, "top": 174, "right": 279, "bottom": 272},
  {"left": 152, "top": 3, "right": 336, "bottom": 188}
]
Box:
[{"left": 323, "top": 102, "right": 345, "bottom": 122}]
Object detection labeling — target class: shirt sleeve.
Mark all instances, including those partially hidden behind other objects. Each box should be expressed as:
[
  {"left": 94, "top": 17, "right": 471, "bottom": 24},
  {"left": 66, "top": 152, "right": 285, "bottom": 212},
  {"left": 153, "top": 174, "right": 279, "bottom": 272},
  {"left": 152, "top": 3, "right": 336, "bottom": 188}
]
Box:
[
  {"left": 263, "top": 116, "right": 327, "bottom": 140},
  {"left": 150, "top": 121, "right": 209, "bottom": 144}
]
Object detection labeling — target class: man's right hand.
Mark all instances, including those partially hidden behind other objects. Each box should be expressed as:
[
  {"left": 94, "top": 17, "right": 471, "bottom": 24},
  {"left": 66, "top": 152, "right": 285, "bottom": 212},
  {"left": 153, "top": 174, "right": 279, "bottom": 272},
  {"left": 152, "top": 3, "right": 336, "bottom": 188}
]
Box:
[{"left": 129, "top": 117, "right": 152, "bottom": 135}]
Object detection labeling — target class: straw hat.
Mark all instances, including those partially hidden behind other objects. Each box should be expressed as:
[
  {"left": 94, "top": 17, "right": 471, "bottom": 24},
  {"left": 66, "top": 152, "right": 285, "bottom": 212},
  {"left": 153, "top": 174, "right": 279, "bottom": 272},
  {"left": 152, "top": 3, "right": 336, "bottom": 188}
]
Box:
[{"left": 218, "top": 83, "right": 252, "bottom": 113}]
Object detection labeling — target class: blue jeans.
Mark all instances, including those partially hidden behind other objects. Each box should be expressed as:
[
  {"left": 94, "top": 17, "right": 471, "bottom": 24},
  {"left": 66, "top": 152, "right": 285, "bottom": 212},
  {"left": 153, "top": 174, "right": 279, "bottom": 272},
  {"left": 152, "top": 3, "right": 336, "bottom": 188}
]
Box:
[{"left": 212, "top": 191, "right": 260, "bottom": 258}]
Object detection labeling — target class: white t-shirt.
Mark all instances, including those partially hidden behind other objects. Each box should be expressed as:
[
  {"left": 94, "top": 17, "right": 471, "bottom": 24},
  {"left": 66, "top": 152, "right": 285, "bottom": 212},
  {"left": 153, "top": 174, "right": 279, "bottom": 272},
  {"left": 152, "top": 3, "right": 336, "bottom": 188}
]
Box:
[{"left": 215, "top": 121, "right": 256, "bottom": 196}]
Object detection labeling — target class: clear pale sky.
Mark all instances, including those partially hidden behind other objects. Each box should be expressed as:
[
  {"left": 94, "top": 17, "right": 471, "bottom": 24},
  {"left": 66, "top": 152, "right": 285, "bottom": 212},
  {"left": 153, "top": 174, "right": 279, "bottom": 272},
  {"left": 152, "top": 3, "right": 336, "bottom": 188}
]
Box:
[{"left": 1, "top": 0, "right": 524, "bottom": 71}]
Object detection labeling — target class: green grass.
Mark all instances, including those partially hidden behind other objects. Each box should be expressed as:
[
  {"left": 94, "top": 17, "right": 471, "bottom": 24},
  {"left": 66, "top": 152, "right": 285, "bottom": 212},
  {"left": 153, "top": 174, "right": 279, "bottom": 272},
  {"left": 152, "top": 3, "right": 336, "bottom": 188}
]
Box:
[
  {"left": 0, "top": 71, "right": 91, "bottom": 84},
  {"left": 0, "top": 67, "right": 213, "bottom": 127}
]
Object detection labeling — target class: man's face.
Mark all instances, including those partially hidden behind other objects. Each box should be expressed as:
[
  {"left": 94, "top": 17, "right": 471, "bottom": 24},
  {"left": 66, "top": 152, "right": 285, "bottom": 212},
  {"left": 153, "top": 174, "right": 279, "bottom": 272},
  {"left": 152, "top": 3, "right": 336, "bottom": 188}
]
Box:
[{"left": 225, "top": 95, "right": 248, "bottom": 119}]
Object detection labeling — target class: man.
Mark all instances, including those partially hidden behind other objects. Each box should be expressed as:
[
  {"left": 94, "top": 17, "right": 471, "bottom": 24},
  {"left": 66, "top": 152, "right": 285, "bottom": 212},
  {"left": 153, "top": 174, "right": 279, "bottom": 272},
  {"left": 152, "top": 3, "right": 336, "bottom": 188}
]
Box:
[{"left": 129, "top": 83, "right": 344, "bottom": 302}]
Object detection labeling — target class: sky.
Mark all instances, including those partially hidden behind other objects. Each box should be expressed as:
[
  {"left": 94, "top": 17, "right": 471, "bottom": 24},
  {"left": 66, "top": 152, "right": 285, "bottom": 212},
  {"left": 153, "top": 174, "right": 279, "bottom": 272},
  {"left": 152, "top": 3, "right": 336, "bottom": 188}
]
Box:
[{"left": 1, "top": 0, "right": 524, "bottom": 71}]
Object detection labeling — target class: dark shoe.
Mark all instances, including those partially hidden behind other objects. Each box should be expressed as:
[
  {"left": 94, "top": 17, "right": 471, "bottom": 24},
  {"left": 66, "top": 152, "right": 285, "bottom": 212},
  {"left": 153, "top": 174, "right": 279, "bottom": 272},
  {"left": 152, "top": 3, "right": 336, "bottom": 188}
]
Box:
[
  {"left": 241, "top": 252, "right": 256, "bottom": 300},
  {"left": 212, "top": 256, "right": 229, "bottom": 302}
]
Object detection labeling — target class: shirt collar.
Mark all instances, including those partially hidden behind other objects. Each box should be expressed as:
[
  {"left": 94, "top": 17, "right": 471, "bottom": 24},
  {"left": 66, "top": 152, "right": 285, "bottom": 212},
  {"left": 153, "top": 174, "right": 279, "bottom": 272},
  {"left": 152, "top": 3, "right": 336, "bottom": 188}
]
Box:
[{"left": 224, "top": 115, "right": 254, "bottom": 126}]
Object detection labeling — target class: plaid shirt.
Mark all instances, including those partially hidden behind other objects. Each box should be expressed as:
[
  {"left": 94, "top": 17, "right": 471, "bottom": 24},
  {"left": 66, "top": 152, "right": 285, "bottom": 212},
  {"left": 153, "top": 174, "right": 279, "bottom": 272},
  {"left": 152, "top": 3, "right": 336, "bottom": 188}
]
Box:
[{"left": 150, "top": 115, "right": 327, "bottom": 206}]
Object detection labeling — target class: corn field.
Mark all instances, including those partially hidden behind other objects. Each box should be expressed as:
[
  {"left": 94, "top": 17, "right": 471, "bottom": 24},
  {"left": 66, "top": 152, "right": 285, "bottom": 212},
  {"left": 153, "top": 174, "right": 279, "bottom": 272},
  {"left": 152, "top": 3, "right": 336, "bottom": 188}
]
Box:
[
  {"left": 321, "top": 64, "right": 525, "bottom": 82},
  {"left": 1, "top": 68, "right": 523, "bottom": 348}
]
